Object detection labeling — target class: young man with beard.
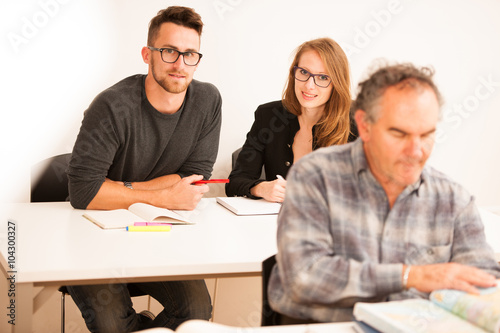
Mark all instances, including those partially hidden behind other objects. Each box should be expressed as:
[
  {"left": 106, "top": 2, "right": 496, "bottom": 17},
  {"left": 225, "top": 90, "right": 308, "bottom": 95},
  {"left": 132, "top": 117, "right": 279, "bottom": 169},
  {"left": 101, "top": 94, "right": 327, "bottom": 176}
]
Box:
[{"left": 66, "top": 6, "right": 221, "bottom": 332}]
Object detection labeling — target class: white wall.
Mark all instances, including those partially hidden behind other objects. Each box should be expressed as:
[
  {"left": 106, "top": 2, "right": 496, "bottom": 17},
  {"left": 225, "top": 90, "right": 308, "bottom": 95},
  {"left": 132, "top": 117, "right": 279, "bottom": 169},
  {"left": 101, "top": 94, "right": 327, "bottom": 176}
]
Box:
[{"left": 2, "top": 0, "right": 500, "bottom": 205}]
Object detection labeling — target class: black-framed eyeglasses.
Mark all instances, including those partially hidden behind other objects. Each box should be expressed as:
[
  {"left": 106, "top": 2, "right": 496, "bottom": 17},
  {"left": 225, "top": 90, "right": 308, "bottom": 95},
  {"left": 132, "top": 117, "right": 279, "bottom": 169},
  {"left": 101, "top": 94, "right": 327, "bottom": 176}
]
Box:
[
  {"left": 147, "top": 46, "right": 203, "bottom": 66},
  {"left": 293, "top": 66, "right": 331, "bottom": 88}
]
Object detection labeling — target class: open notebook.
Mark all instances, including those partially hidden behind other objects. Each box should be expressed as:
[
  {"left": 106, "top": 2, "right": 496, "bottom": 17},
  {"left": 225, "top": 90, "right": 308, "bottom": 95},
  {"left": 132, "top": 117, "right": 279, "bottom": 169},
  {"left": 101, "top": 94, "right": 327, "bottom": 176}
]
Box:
[{"left": 83, "top": 203, "right": 194, "bottom": 229}]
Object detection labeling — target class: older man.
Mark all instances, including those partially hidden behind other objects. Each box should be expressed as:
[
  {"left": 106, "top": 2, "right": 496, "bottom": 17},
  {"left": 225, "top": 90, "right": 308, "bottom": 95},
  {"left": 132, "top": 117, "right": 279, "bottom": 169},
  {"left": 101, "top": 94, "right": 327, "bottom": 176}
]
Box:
[{"left": 268, "top": 63, "right": 500, "bottom": 324}]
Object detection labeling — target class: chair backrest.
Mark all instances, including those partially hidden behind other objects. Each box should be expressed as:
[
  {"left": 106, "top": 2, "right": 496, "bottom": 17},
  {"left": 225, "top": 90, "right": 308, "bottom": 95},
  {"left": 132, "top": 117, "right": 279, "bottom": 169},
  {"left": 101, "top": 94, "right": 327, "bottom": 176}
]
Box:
[
  {"left": 31, "top": 153, "right": 72, "bottom": 202},
  {"left": 261, "top": 254, "right": 281, "bottom": 326},
  {"left": 231, "top": 148, "right": 242, "bottom": 170},
  {"left": 232, "top": 147, "right": 266, "bottom": 179}
]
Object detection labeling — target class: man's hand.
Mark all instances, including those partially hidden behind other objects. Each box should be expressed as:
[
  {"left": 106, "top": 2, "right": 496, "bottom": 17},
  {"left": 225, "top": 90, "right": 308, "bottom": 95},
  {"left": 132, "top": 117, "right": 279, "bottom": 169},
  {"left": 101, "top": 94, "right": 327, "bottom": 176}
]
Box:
[
  {"left": 156, "top": 174, "right": 209, "bottom": 210},
  {"left": 250, "top": 178, "right": 287, "bottom": 202},
  {"left": 406, "top": 263, "right": 497, "bottom": 294}
]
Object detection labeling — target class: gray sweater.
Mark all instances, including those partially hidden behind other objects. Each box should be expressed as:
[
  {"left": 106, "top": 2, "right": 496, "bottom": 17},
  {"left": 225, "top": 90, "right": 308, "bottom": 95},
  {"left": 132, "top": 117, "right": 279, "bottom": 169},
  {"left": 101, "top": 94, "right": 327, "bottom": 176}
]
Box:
[{"left": 67, "top": 74, "right": 222, "bottom": 209}]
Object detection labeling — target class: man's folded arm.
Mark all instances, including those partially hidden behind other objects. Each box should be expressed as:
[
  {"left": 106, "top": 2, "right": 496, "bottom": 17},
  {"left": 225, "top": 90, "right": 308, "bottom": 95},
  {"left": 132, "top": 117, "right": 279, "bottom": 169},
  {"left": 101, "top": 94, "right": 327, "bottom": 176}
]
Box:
[{"left": 83, "top": 174, "right": 207, "bottom": 210}]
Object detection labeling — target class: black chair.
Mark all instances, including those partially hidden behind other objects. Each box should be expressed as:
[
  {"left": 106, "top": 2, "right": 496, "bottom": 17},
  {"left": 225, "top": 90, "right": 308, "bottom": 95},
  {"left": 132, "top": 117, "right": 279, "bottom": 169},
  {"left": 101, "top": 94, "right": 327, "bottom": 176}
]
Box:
[
  {"left": 231, "top": 147, "right": 243, "bottom": 170},
  {"left": 30, "top": 153, "right": 146, "bottom": 333},
  {"left": 31, "top": 154, "right": 72, "bottom": 332},
  {"left": 31, "top": 153, "right": 72, "bottom": 202},
  {"left": 261, "top": 254, "right": 281, "bottom": 326}
]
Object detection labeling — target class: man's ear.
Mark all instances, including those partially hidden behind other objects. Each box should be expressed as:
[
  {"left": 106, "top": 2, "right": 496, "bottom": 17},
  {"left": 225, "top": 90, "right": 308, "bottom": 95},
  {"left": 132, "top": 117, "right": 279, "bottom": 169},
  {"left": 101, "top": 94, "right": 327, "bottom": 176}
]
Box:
[
  {"left": 141, "top": 46, "right": 151, "bottom": 65},
  {"left": 354, "top": 109, "right": 371, "bottom": 142}
]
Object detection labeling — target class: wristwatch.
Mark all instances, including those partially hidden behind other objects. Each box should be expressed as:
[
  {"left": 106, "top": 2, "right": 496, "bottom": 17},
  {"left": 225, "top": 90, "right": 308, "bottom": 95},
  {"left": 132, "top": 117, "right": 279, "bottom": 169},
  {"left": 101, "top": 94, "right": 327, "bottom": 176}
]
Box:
[{"left": 123, "top": 181, "right": 133, "bottom": 189}]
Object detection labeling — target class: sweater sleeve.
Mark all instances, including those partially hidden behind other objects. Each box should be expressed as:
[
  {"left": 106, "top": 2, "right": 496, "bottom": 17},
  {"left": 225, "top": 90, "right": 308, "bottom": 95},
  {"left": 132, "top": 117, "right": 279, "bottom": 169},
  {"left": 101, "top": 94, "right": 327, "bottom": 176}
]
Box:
[
  {"left": 67, "top": 95, "right": 120, "bottom": 209},
  {"left": 176, "top": 83, "right": 222, "bottom": 179}
]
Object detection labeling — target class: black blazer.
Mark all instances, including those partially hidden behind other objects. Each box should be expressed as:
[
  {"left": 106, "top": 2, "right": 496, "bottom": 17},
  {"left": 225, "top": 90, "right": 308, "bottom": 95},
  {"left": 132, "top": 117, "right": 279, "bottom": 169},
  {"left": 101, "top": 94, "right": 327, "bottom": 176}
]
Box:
[{"left": 226, "top": 100, "right": 358, "bottom": 198}]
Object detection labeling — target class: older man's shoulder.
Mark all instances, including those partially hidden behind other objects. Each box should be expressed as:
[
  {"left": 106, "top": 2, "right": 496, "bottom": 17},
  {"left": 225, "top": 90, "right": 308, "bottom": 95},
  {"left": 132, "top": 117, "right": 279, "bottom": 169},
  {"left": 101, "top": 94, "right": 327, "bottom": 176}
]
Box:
[{"left": 422, "top": 165, "right": 472, "bottom": 198}]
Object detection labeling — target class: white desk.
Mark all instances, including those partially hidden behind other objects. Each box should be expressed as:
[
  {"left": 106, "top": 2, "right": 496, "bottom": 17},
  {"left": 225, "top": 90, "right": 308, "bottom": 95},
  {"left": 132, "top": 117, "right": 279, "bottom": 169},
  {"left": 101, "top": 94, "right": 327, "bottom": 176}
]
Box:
[
  {"left": 0, "top": 199, "right": 278, "bottom": 332},
  {"left": 1, "top": 201, "right": 499, "bottom": 332}
]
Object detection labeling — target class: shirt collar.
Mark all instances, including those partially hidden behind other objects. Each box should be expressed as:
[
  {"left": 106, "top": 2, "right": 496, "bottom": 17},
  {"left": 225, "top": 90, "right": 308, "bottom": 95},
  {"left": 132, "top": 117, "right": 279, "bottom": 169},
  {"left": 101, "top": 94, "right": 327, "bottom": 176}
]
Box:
[{"left": 351, "top": 138, "right": 369, "bottom": 177}]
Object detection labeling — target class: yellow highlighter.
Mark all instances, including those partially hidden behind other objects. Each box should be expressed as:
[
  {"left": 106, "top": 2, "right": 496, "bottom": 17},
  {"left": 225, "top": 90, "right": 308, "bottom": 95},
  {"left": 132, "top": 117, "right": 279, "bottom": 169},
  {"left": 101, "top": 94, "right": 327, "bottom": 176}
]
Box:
[{"left": 126, "top": 225, "right": 171, "bottom": 232}]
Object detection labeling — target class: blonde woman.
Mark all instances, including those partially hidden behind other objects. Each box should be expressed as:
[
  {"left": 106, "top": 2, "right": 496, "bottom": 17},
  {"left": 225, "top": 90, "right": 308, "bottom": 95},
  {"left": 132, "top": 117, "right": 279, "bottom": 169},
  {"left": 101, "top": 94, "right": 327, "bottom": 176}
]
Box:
[{"left": 226, "top": 38, "right": 357, "bottom": 202}]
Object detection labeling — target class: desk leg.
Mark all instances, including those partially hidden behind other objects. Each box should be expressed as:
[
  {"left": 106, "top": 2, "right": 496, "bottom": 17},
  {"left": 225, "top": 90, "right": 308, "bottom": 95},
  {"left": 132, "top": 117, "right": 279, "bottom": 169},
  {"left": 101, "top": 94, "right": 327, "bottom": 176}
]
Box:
[{"left": 15, "top": 282, "right": 34, "bottom": 333}]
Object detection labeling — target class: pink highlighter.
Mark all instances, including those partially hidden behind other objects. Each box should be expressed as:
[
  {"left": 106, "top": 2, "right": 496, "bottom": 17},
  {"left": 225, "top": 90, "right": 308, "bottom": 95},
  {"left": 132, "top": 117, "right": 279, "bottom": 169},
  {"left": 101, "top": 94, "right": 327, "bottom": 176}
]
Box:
[{"left": 133, "top": 222, "right": 172, "bottom": 227}]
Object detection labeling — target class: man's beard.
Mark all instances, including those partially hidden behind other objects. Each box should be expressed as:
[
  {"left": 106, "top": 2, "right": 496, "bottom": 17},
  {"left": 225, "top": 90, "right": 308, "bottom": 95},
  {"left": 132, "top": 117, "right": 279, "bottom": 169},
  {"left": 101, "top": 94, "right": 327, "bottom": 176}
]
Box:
[{"left": 151, "top": 60, "right": 190, "bottom": 94}]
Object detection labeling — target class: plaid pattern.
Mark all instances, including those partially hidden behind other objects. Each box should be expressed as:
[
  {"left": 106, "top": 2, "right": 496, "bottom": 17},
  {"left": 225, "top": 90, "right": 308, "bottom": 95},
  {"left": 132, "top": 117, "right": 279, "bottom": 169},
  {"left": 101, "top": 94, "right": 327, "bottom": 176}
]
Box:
[{"left": 268, "top": 138, "right": 500, "bottom": 322}]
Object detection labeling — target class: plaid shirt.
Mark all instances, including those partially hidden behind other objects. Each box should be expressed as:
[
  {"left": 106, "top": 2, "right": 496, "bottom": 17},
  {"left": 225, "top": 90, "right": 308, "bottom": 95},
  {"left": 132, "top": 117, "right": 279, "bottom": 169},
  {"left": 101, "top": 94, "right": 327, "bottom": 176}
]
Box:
[{"left": 268, "top": 138, "right": 500, "bottom": 322}]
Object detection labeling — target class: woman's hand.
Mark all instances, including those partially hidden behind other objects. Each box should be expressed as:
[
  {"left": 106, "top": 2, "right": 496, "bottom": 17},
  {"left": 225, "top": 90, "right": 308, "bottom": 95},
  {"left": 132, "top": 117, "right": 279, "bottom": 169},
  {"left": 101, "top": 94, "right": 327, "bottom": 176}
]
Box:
[{"left": 250, "top": 178, "right": 287, "bottom": 202}]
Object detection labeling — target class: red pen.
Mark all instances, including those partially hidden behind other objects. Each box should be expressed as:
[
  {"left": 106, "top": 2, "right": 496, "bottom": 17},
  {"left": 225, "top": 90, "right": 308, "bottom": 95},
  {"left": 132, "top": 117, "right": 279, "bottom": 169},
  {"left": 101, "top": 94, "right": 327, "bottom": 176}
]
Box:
[{"left": 193, "top": 179, "right": 229, "bottom": 185}]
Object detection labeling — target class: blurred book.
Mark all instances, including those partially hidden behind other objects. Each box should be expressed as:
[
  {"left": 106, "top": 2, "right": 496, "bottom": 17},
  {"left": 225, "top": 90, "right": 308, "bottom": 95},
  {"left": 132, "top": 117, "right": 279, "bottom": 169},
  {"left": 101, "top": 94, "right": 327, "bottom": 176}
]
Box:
[{"left": 353, "top": 281, "right": 500, "bottom": 333}]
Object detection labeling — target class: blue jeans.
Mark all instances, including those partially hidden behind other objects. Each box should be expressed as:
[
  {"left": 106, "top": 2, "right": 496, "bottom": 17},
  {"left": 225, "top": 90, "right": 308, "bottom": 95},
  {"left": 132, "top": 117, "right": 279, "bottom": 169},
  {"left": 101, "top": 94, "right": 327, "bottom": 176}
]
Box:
[{"left": 67, "top": 280, "right": 212, "bottom": 332}]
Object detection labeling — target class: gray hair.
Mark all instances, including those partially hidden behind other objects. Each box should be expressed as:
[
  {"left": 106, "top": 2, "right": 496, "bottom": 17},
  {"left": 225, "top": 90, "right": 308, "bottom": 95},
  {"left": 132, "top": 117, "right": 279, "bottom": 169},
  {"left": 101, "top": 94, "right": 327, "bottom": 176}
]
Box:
[{"left": 352, "top": 62, "right": 443, "bottom": 123}]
